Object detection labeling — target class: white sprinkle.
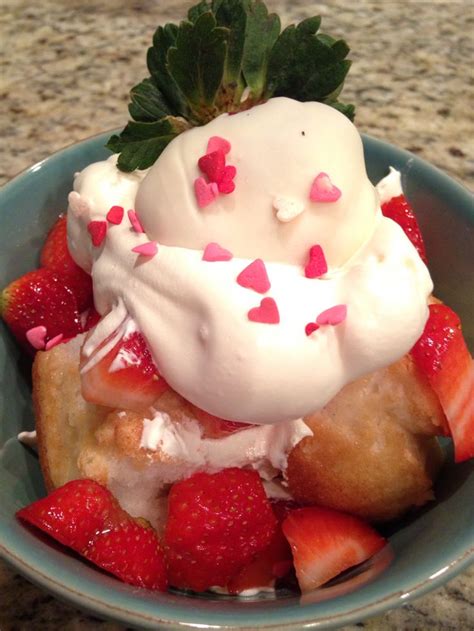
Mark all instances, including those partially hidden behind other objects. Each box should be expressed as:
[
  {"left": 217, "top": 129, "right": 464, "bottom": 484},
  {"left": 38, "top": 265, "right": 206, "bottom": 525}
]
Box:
[{"left": 273, "top": 197, "right": 305, "bottom": 223}]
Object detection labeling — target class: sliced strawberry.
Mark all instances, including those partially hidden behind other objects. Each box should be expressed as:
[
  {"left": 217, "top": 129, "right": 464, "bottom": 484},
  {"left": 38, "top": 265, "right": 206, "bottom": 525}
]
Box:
[
  {"left": 227, "top": 500, "right": 296, "bottom": 594},
  {"left": 381, "top": 194, "right": 427, "bottom": 264},
  {"left": 17, "top": 479, "right": 167, "bottom": 591},
  {"left": 164, "top": 468, "right": 277, "bottom": 592},
  {"left": 17, "top": 479, "right": 125, "bottom": 552},
  {"left": 80, "top": 329, "right": 169, "bottom": 412},
  {"left": 282, "top": 506, "right": 386, "bottom": 593},
  {"left": 411, "top": 303, "right": 474, "bottom": 462},
  {"left": 40, "top": 215, "right": 93, "bottom": 311},
  {"left": 187, "top": 404, "right": 254, "bottom": 439},
  {"left": 0, "top": 268, "right": 82, "bottom": 351},
  {"left": 85, "top": 518, "right": 167, "bottom": 591}
]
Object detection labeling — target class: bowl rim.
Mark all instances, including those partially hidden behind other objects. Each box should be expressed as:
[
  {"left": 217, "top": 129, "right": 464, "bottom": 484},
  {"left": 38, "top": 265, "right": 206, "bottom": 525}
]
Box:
[
  {"left": 1, "top": 130, "right": 473, "bottom": 630},
  {"left": 1, "top": 543, "right": 472, "bottom": 630}
]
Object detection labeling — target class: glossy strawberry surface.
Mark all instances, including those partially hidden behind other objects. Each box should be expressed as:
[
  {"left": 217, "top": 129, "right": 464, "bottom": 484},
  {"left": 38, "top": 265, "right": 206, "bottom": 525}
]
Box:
[
  {"left": 165, "top": 468, "right": 277, "bottom": 592},
  {"left": 411, "top": 303, "right": 474, "bottom": 462},
  {"left": 17, "top": 479, "right": 167, "bottom": 591}
]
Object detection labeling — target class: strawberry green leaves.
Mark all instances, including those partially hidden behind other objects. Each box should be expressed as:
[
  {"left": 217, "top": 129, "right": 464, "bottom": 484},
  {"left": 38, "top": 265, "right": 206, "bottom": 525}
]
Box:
[
  {"left": 107, "top": 0, "right": 354, "bottom": 172},
  {"left": 107, "top": 117, "right": 190, "bottom": 172},
  {"left": 127, "top": 79, "right": 174, "bottom": 122},
  {"left": 168, "top": 12, "right": 228, "bottom": 121},
  {"left": 147, "top": 24, "right": 188, "bottom": 117},
  {"left": 240, "top": 0, "right": 280, "bottom": 97},
  {"left": 266, "top": 17, "right": 352, "bottom": 106}
]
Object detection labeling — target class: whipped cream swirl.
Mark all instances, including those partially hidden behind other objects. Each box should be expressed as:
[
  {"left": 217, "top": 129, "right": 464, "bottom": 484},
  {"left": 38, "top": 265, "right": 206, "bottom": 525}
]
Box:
[{"left": 69, "top": 99, "right": 432, "bottom": 425}]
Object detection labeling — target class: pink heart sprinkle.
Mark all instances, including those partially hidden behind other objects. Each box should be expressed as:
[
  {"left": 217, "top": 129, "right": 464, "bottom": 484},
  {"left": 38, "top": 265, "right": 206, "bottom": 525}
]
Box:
[
  {"left": 127, "top": 209, "right": 145, "bottom": 233},
  {"left": 316, "top": 304, "right": 347, "bottom": 326},
  {"left": 248, "top": 297, "right": 280, "bottom": 324},
  {"left": 305, "top": 322, "right": 320, "bottom": 336},
  {"left": 87, "top": 220, "right": 107, "bottom": 246},
  {"left": 207, "top": 136, "right": 231, "bottom": 155},
  {"left": 45, "top": 333, "right": 64, "bottom": 351},
  {"left": 198, "top": 150, "right": 226, "bottom": 183},
  {"left": 217, "top": 165, "right": 236, "bottom": 194},
  {"left": 202, "top": 242, "right": 233, "bottom": 262},
  {"left": 107, "top": 205, "right": 124, "bottom": 225},
  {"left": 194, "top": 177, "right": 219, "bottom": 208},
  {"left": 237, "top": 259, "right": 271, "bottom": 294},
  {"left": 26, "top": 325, "right": 47, "bottom": 350},
  {"left": 310, "top": 172, "right": 342, "bottom": 203},
  {"left": 132, "top": 241, "right": 158, "bottom": 257},
  {"left": 304, "top": 244, "right": 328, "bottom": 279}
]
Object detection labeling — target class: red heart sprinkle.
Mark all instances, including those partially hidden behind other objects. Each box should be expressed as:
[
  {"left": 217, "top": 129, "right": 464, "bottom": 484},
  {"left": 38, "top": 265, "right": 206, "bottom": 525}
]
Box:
[
  {"left": 248, "top": 298, "right": 280, "bottom": 324},
  {"left": 304, "top": 244, "right": 328, "bottom": 279},
  {"left": 305, "top": 322, "right": 320, "bottom": 336},
  {"left": 87, "top": 220, "right": 107, "bottom": 247},
  {"left": 202, "top": 242, "right": 233, "bottom": 262},
  {"left": 207, "top": 136, "right": 231, "bottom": 155},
  {"left": 237, "top": 259, "right": 271, "bottom": 294},
  {"left": 106, "top": 205, "right": 124, "bottom": 225},
  {"left": 218, "top": 165, "right": 237, "bottom": 194},
  {"left": 198, "top": 150, "right": 226, "bottom": 183}
]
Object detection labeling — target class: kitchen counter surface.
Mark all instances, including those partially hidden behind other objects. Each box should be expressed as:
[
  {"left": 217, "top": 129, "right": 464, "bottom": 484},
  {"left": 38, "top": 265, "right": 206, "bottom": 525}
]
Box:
[{"left": 1, "top": 0, "right": 473, "bottom": 629}]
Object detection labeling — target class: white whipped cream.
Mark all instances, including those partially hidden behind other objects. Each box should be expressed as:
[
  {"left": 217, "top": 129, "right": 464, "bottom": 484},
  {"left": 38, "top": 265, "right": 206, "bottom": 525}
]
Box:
[
  {"left": 136, "top": 98, "right": 378, "bottom": 268},
  {"left": 139, "top": 411, "right": 311, "bottom": 478},
  {"left": 17, "top": 430, "right": 37, "bottom": 448},
  {"left": 376, "top": 166, "right": 403, "bottom": 204},
  {"left": 69, "top": 98, "right": 432, "bottom": 425}
]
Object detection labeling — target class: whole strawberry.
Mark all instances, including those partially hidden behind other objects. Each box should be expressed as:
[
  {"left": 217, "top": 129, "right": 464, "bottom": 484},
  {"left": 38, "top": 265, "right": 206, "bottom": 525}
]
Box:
[
  {"left": 17, "top": 479, "right": 168, "bottom": 591},
  {"left": 40, "top": 215, "right": 93, "bottom": 311},
  {"left": 164, "top": 468, "right": 277, "bottom": 592},
  {"left": 381, "top": 194, "right": 427, "bottom": 264},
  {"left": 0, "top": 268, "right": 82, "bottom": 351}
]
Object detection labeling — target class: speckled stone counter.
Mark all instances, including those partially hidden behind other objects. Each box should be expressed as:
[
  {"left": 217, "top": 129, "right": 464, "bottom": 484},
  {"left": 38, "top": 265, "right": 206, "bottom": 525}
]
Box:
[{"left": 1, "top": 0, "right": 473, "bottom": 629}]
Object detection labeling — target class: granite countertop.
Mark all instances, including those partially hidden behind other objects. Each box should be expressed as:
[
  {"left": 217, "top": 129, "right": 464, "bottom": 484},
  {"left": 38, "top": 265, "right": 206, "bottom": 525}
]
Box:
[{"left": 1, "top": 0, "right": 473, "bottom": 629}]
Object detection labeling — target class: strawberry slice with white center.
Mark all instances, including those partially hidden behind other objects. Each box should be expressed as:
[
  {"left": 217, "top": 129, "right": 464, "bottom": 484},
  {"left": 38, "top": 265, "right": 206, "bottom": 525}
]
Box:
[
  {"left": 411, "top": 303, "right": 474, "bottom": 462},
  {"left": 81, "top": 329, "right": 169, "bottom": 412},
  {"left": 282, "top": 506, "right": 386, "bottom": 593}
]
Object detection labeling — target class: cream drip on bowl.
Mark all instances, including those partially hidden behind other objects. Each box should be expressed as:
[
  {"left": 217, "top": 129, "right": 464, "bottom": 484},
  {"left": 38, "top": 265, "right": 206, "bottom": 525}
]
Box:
[{"left": 68, "top": 98, "right": 432, "bottom": 425}]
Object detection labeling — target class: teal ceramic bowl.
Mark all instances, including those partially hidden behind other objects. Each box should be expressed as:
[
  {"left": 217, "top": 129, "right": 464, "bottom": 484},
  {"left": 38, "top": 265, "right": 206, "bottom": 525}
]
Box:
[{"left": 0, "top": 133, "right": 473, "bottom": 629}]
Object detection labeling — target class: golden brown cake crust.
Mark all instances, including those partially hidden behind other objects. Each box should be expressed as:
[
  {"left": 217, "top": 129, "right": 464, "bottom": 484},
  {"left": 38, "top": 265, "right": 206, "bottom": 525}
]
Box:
[
  {"left": 34, "top": 334, "right": 445, "bottom": 522},
  {"left": 286, "top": 354, "right": 445, "bottom": 522},
  {"left": 33, "top": 334, "right": 108, "bottom": 491}
]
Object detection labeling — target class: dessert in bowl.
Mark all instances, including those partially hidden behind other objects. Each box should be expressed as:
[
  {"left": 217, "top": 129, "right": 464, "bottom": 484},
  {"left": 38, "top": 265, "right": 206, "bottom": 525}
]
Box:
[
  {"left": 0, "top": 0, "right": 473, "bottom": 627},
  {"left": 1, "top": 129, "right": 473, "bottom": 631}
]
